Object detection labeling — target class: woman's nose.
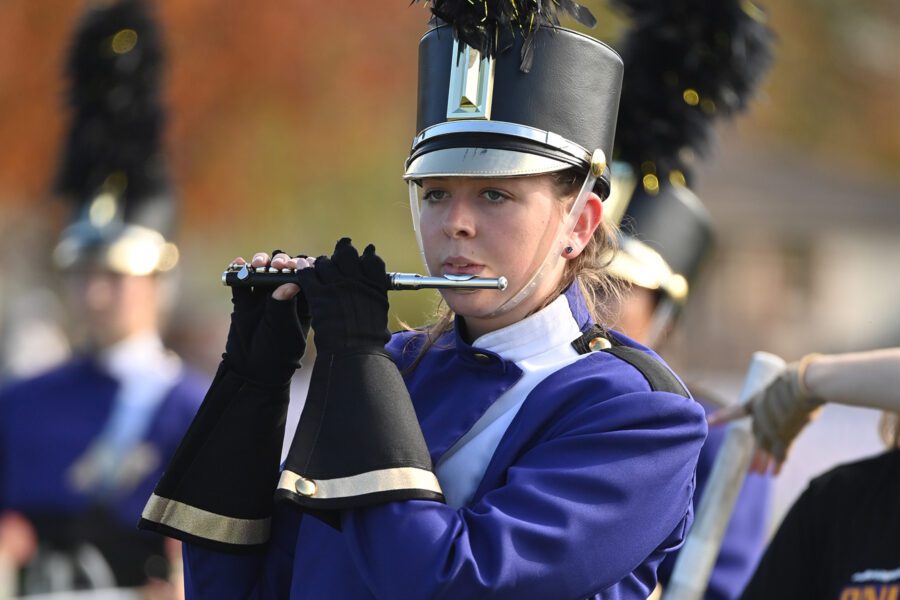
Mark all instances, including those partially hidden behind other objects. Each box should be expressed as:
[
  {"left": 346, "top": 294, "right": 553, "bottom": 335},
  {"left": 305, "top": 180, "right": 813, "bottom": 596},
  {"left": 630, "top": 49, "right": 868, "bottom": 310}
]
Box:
[
  {"left": 82, "top": 275, "right": 116, "bottom": 311},
  {"left": 442, "top": 198, "right": 476, "bottom": 239}
]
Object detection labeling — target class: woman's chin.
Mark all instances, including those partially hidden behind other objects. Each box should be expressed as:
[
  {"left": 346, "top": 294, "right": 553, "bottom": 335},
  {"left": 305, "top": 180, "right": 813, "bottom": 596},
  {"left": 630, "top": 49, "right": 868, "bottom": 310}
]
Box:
[{"left": 441, "top": 289, "right": 505, "bottom": 319}]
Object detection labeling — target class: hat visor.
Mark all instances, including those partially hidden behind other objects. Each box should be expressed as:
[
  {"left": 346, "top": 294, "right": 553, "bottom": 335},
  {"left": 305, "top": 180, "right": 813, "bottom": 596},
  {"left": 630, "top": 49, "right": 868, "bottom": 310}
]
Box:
[{"left": 404, "top": 147, "right": 572, "bottom": 180}]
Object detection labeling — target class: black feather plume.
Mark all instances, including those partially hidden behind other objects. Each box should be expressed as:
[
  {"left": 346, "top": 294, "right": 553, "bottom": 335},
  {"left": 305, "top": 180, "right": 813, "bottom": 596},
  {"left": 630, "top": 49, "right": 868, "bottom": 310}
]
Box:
[
  {"left": 611, "top": 0, "right": 775, "bottom": 184},
  {"left": 54, "top": 0, "right": 169, "bottom": 212},
  {"left": 414, "top": 0, "right": 597, "bottom": 71}
]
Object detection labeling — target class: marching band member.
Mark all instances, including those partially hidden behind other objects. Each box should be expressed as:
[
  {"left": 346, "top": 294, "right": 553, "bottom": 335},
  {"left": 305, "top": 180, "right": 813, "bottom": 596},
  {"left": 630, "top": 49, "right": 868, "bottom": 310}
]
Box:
[
  {"left": 140, "top": 2, "right": 710, "bottom": 597},
  {"left": 0, "top": 0, "right": 205, "bottom": 592}
]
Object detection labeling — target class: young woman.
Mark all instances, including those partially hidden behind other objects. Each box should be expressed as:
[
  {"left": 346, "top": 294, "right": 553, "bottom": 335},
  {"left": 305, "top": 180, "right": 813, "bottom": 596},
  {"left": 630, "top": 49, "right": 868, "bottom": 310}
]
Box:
[{"left": 139, "top": 10, "right": 707, "bottom": 599}]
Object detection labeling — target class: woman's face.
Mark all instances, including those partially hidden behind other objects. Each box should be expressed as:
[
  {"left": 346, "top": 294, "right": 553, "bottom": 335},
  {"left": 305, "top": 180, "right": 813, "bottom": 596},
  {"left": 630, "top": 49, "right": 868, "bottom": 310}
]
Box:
[
  {"left": 418, "top": 174, "right": 569, "bottom": 338},
  {"left": 63, "top": 268, "right": 161, "bottom": 349}
]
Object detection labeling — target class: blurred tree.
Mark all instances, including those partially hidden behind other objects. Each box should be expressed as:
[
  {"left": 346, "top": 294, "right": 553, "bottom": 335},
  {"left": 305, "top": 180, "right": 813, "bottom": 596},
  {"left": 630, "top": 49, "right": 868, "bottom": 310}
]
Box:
[{"left": 0, "top": 0, "right": 896, "bottom": 336}]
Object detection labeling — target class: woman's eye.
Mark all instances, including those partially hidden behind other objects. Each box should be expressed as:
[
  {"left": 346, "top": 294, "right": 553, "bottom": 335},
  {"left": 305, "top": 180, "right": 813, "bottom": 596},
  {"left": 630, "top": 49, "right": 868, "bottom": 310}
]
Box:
[
  {"left": 422, "top": 189, "right": 448, "bottom": 203},
  {"left": 483, "top": 190, "right": 508, "bottom": 203}
]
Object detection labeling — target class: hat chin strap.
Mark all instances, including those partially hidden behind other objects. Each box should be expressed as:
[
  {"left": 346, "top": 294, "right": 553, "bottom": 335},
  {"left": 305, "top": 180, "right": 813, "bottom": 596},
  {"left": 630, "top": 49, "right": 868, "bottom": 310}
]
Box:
[
  {"left": 644, "top": 298, "right": 678, "bottom": 349},
  {"left": 408, "top": 166, "right": 599, "bottom": 319}
]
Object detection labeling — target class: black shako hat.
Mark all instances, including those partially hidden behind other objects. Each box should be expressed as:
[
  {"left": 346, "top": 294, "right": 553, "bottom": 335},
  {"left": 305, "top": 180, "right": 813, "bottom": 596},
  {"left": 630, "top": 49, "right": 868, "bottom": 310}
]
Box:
[
  {"left": 607, "top": 169, "right": 713, "bottom": 306},
  {"left": 404, "top": 24, "right": 623, "bottom": 198},
  {"left": 52, "top": 0, "right": 178, "bottom": 277},
  {"left": 602, "top": 0, "right": 773, "bottom": 305}
]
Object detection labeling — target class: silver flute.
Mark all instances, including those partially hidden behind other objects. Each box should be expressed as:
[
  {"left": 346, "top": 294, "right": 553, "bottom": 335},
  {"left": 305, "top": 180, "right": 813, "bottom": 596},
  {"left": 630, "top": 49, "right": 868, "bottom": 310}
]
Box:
[{"left": 222, "top": 263, "right": 508, "bottom": 291}]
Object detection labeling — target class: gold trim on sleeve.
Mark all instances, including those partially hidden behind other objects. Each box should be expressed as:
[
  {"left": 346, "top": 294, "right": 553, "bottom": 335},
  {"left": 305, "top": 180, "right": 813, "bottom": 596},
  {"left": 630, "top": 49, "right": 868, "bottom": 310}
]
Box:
[
  {"left": 277, "top": 467, "right": 442, "bottom": 500},
  {"left": 142, "top": 493, "right": 271, "bottom": 546}
]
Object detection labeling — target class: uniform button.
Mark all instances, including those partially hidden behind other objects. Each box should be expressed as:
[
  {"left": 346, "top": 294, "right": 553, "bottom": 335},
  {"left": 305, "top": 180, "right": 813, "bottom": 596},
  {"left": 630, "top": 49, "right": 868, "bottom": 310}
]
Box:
[
  {"left": 295, "top": 476, "right": 317, "bottom": 497},
  {"left": 472, "top": 352, "right": 492, "bottom": 363},
  {"left": 588, "top": 336, "right": 611, "bottom": 351}
]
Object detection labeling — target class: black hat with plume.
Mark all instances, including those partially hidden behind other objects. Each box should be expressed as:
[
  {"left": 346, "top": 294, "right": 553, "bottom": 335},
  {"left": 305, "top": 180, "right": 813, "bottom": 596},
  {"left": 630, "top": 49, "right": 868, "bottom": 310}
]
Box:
[
  {"left": 53, "top": 0, "right": 178, "bottom": 276},
  {"left": 606, "top": 173, "right": 714, "bottom": 307},
  {"left": 605, "top": 0, "right": 774, "bottom": 303},
  {"left": 611, "top": 0, "right": 775, "bottom": 190},
  {"left": 404, "top": 0, "right": 623, "bottom": 197}
]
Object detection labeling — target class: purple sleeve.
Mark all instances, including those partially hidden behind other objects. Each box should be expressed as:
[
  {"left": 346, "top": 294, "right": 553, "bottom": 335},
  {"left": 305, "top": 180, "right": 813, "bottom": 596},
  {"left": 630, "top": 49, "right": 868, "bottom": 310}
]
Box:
[
  {"left": 340, "top": 390, "right": 706, "bottom": 600},
  {"left": 182, "top": 504, "right": 301, "bottom": 600},
  {"left": 657, "top": 401, "right": 772, "bottom": 599}
]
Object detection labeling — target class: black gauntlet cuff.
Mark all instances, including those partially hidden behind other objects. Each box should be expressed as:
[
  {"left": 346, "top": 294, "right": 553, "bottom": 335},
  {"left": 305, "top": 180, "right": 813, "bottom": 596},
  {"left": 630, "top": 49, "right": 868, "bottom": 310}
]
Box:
[
  {"left": 138, "top": 362, "right": 290, "bottom": 553},
  {"left": 275, "top": 350, "right": 444, "bottom": 527}
]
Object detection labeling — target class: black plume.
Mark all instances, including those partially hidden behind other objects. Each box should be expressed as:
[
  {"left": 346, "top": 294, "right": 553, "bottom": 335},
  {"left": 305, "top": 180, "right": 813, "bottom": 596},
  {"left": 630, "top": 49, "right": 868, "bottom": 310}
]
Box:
[
  {"left": 415, "top": 0, "right": 597, "bottom": 71},
  {"left": 612, "top": 0, "right": 775, "bottom": 184},
  {"left": 54, "top": 0, "right": 169, "bottom": 211}
]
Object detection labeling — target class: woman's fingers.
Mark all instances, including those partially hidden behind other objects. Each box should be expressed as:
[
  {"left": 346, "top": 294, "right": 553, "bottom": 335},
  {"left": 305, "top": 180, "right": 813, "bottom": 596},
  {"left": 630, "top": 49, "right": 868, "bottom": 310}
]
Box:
[
  {"left": 290, "top": 257, "right": 313, "bottom": 270},
  {"left": 272, "top": 284, "right": 300, "bottom": 301},
  {"left": 251, "top": 252, "right": 270, "bottom": 268},
  {"left": 749, "top": 447, "right": 763, "bottom": 473},
  {"left": 749, "top": 446, "right": 773, "bottom": 474},
  {"left": 272, "top": 254, "right": 312, "bottom": 301},
  {"left": 235, "top": 252, "right": 313, "bottom": 300},
  {"left": 271, "top": 252, "right": 296, "bottom": 270},
  {"left": 236, "top": 254, "right": 314, "bottom": 268},
  {"left": 272, "top": 253, "right": 300, "bottom": 301}
]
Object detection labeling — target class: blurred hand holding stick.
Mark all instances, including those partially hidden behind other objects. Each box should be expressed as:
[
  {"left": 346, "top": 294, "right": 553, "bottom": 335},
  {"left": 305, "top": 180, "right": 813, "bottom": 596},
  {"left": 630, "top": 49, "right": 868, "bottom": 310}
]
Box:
[{"left": 709, "top": 348, "right": 900, "bottom": 473}]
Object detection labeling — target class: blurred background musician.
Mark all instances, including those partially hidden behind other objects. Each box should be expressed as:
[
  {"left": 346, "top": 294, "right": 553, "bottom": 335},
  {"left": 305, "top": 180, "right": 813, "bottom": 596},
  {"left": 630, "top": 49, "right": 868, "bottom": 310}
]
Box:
[{"left": 0, "top": 0, "right": 205, "bottom": 594}]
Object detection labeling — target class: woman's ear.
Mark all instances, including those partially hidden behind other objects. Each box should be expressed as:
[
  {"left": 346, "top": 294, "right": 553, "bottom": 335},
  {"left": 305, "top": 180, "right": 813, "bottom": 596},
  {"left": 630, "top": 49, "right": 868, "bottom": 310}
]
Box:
[{"left": 565, "top": 192, "right": 603, "bottom": 259}]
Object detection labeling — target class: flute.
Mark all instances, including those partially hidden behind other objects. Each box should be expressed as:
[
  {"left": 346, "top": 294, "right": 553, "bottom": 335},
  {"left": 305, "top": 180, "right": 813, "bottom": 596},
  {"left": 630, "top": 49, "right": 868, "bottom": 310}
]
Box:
[{"left": 222, "top": 263, "right": 508, "bottom": 291}]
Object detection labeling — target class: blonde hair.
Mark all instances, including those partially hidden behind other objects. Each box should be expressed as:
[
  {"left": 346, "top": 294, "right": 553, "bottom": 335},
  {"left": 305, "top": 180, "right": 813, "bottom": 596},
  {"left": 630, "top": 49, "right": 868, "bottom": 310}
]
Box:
[{"left": 402, "top": 170, "right": 624, "bottom": 371}]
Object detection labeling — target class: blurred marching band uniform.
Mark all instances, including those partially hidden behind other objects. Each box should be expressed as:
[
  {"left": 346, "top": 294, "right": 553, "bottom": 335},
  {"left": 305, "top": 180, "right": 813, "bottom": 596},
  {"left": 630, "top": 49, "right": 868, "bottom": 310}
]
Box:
[
  {"left": 603, "top": 0, "right": 775, "bottom": 595},
  {"left": 0, "top": 0, "right": 205, "bottom": 594},
  {"left": 605, "top": 175, "right": 771, "bottom": 599}
]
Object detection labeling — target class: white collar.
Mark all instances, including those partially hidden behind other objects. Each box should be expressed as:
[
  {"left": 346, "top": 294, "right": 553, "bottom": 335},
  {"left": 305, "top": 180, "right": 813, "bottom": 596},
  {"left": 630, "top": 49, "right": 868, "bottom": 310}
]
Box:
[
  {"left": 471, "top": 295, "right": 581, "bottom": 364},
  {"left": 99, "top": 332, "right": 181, "bottom": 382}
]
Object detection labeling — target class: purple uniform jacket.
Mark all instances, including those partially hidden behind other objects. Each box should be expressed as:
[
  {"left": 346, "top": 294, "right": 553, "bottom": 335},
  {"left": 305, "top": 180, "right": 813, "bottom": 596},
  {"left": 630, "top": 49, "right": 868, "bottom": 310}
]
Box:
[
  {"left": 182, "top": 288, "right": 707, "bottom": 599},
  {"left": 0, "top": 357, "right": 207, "bottom": 527},
  {"left": 656, "top": 398, "right": 772, "bottom": 600}
]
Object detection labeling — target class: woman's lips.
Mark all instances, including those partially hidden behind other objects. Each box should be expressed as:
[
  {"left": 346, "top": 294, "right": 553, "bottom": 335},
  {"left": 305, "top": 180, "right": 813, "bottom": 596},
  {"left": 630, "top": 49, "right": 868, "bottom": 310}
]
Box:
[{"left": 442, "top": 258, "right": 484, "bottom": 276}]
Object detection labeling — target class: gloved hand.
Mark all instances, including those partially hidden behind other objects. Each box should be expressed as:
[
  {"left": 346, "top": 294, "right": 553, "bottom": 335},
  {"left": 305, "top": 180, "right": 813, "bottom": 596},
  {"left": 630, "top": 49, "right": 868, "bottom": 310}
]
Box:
[
  {"left": 223, "top": 250, "right": 311, "bottom": 387},
  {"left": 278, "top": 239, "right": 442, "bottom": 521},
  {"left": 743, "top": 357, "right": 824, "bottom": 465},
  {"left": 296, "top": 238, "right": 392, "bottom": 354},
  {"left": 140, "top": 251, "right": 314, "bottom": 552}
]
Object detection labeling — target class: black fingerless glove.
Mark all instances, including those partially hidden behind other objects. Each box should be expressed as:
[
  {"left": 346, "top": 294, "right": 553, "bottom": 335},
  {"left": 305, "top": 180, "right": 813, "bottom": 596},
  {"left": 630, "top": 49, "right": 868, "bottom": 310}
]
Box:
[
  {"left": 139, "top": 251, "right": 311, "bottom": 553},
  {"left": 297, "top": 239, "right": 390, "bottom": 354},
  {"left": 223, "top": 253, "right": 311, "bottom": 387},
  {"left": 276, "top": 239, "right": 443, "bottom": 525}
]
